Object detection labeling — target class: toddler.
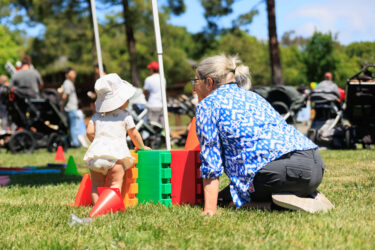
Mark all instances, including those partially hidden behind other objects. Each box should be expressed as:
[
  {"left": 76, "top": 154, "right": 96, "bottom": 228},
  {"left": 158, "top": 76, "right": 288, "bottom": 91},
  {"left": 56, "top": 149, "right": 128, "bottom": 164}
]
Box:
[{"left": 84, "top": 73, "right": 151, "bottom": 204}]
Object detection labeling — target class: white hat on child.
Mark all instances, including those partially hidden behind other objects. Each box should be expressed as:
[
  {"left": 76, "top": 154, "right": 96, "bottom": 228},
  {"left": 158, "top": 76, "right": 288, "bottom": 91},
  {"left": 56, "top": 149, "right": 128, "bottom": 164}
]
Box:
[{"left": 95, "top": 73, "right": 136, "bottom": 113}]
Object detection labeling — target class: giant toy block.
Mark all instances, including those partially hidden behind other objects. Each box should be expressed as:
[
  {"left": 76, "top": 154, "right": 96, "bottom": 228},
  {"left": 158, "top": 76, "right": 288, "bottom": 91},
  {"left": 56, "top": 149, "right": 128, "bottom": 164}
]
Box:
[
  {"left": 194, "top": 150, "right": 203, "bottom": 204},
  {"left": 170, "top": 150, "right": 203, "bottom": 205},
  {"left": 121, "top": 150, "right": 139, "bottom": 207},
  {"left": 137, "top": 150, "right": 172, "bottom": 206},
  {"left": 72, "top": 151, "right": 139, "bottom": 208}
]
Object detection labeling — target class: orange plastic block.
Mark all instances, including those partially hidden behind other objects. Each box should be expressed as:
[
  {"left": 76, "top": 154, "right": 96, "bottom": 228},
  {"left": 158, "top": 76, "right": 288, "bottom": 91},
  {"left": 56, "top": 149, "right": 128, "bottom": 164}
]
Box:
[
  {"left": 72, "top": 173, "right": 92, "bottom": 207},
  {"left": 122, "top": 151, "right": 139, "bottom": 208}
]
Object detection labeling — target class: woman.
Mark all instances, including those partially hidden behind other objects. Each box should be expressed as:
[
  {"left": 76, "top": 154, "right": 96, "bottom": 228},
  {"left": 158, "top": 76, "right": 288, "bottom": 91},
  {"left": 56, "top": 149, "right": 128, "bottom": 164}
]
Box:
[{"left": 193, "top": 55, "right": 334, "bottom": 215}]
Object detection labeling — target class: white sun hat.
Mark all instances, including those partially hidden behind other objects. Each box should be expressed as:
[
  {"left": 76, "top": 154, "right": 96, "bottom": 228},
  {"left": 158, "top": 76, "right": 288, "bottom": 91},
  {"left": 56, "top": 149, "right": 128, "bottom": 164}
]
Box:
[{"left": 95, "top": 73, "right": 136, "bottom": 113}]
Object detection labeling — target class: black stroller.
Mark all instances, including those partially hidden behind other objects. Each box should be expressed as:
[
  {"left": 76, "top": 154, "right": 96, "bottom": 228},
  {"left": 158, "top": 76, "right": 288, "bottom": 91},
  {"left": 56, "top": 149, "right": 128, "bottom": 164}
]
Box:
[
  {"left": 253, "top": 86, "right": 305, "bottom": 124},
  {"left": 0, "top": 86, "right": 69, "bottom": 153},
  {"left": 167, "top": 94, "right": 197, "bottom": 147},
  {"left": 126, "top": 104, "right": 165, "bottom": 149},
  {"left": 306, "top": 81, "right": 352, "bottom": 148},
  {"left": 344, "top": 64, "right": 375, "bottom": 148}
]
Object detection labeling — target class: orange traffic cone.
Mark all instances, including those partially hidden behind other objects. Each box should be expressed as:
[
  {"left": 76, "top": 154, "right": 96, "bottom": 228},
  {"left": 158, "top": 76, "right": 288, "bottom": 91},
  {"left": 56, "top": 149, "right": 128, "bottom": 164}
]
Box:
[
  {"left": 54, "top": 146, "right": 65, "bottom": 162},
  {"left": 72, "top": 174, "right": 92, "bottom": 207},
  {"left": 89, "top": 188, "right": 125, "bottom": 217},
  {"left": 184, "top": 117, "right": 200, "bottom": 150}
]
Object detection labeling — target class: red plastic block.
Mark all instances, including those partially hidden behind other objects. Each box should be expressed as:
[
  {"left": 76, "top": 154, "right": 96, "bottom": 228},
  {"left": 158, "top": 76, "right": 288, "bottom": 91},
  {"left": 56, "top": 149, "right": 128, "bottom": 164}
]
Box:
[
  {"left": 194, "top": 150, "right": 204, "bottom": 204},
  {"left": 171, "top": 150, "right": 197, "bottom": 205}
]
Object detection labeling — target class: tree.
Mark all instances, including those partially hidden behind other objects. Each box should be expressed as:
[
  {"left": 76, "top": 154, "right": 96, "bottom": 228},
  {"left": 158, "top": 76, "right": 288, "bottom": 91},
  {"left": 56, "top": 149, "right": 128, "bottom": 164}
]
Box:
[
  {"left": 266, "top": 0, "right": 283, "bottom": 85},
  {"left": 200, "top": 0, "right": 282, "bottom": 85},
  {"left": 213, "top": 30, "right": 270, "bottom": 85},
  {"left": 0, "top": 25, "right": 23, "bottom": 75},
  {"left": 345, "top": 42, "right": 375, "bottom": 67},
  {"left": 280, "top": 45, "right": 306, "bottom": 86},
  {"left": 121, "top": 0, "right": 141, "bottom": 87},
  {"left": 300, "top": 31, "right": 339, "bottom": 83}
]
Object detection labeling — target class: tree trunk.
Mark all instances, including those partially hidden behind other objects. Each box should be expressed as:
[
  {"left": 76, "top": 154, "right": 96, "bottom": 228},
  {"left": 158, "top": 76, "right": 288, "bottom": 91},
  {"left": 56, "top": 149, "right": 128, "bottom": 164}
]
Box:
[
  {"left": 87, "top": 0, "right": 97, "bottom": 64},
  {"left": 266, "top": 0, "right": 283, "bottom": 85},
  {"left": 122, "top": 0, "right": 141, "bottom": 87}
]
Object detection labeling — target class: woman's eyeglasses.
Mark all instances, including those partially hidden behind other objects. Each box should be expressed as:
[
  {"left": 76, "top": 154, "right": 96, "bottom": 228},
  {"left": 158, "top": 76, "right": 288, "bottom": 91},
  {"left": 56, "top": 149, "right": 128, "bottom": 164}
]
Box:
[{"left": 191, "top": 78, "right": 205, "bottom": 88}]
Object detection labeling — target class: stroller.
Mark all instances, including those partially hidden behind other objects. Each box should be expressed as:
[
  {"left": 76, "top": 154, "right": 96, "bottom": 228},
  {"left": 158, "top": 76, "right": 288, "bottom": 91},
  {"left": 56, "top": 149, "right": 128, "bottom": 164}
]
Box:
[
  {"left": 306, "top": 81, "right": 352, "bottom": 148},
  {"left": 344, "top": 64, "right": 375, "bottom": 148},
  {"left": 0, "top": 85, "right": 69, "bottom": 153},
  {"left": 168, "top": 94, "right": 197, "bottom": 147},
  {"left": 126, "top": 103, "right": 165, "bottom": 149},
  {"left": 253, "top": 86, "right": 305, "bottom": 124}
]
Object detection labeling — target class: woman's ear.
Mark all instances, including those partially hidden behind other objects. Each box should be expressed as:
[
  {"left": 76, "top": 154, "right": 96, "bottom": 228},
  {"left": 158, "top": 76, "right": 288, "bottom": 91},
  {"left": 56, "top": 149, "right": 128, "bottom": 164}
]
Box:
[{"left": 206, "top": 77, "right": 215, "bottom": 91}]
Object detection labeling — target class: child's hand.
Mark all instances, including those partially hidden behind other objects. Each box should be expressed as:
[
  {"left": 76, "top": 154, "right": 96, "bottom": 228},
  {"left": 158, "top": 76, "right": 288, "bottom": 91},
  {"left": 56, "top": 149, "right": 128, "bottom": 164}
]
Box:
[{"left": 134, "top": 146, "right": 152, "bottom": 152}]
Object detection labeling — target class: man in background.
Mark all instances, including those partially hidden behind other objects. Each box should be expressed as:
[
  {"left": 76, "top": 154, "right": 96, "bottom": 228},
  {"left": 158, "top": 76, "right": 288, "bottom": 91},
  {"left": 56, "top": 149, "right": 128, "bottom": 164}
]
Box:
[
  {"left": 87, "top": 64, "right": 107, "bottom": 101},
  {"left": 11, "top": 55, "right": 43, "bottom": 98},
  {"left": 0, "top": 75, "right": 10, "bottom": 131},
  {"left": 143, "top": 61, "right": 164, "bottom": 127},
  {"left": 61, "top": 67, "right": 81, "bottom": 148},
  {"left": 314, "top": 72, "right": 341, "bottom": 103}
]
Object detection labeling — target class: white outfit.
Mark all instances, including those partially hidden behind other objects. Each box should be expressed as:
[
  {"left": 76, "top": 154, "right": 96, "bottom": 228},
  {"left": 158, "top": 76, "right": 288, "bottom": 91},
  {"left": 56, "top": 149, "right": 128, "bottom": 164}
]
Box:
[
  {"left": 129, "top": 87, "right": 147, "bottom": 106},
  {"left": 83, "top": 109, "right": 135, "bottom": 174},
  {"left": 143, "top": 73, "right": 164, "bottom": 108}
]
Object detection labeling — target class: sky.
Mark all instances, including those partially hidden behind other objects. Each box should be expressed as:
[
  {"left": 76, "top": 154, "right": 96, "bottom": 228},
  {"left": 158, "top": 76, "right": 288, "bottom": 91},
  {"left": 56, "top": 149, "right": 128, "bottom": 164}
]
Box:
[
  {"left": 166, "top": 0, "right": 375, "bottom": 45},
  {"left": 12, "top": 0, "right": 375, "bottom": 45}
]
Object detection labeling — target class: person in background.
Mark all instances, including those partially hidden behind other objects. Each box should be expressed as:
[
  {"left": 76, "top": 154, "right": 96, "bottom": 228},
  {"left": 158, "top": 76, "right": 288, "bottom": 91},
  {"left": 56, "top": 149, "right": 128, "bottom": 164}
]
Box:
[
  {"left": 0, "top": 75, "right": 10, "bottom": 131},
  {"left": 11, "top": 55, "right": 43, "bottom": 98},
  {"left": 61, "top": 67, "right": 82, "bottom": 148},
  {"left": 94, "top": 63, "right": 107, "bottom": 80},
  {"left": 87, "top": 64, "right": 107, "bottom": 101},
  {"left": 143, "top": 61, "right": 164, "bottom": 127},
  {"left": 296, "top": 83, "right": 311, "bottom": 124},
  {"left": 314, "top": 72, "right": 341, "bottom": 102}
]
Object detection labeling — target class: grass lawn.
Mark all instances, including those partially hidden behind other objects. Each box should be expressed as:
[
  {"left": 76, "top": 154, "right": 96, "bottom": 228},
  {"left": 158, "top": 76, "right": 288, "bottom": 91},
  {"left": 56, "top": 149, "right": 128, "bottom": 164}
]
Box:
[{"left": 0, "top": 148, "right": 374, "bottom": 249}]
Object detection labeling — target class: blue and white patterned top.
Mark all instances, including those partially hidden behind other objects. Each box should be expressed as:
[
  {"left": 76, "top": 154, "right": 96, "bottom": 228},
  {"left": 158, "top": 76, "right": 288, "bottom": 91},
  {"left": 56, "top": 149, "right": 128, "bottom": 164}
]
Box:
[{"left": 196, "top": 83, "right": 317, "bottom": 207}]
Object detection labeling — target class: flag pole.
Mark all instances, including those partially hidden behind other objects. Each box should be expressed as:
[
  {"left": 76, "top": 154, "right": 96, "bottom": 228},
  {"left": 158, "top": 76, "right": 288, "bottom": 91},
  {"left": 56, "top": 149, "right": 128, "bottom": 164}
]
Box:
[
  {"left": 151, "top": 0, "right": 171, "bottom": 150},
  {"left": 90, "top": 0, "right": 104, "bottom": 77}
]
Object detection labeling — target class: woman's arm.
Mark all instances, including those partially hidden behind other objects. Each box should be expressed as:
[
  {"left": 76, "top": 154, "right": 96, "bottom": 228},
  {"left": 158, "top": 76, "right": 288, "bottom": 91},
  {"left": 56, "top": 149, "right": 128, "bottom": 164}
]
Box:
[
  {"left": 203, "top": 178, "right": 219, "bottom": 215},
  {"left": 196, "top": 102, "right": 223, "bottom": 216}
]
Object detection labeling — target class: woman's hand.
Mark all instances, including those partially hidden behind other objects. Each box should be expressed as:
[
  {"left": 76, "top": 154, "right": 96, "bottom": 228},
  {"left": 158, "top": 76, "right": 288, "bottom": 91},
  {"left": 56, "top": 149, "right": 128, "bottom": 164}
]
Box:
[{"left": 201, "top": 210, "right": 216, "bottom": 216}]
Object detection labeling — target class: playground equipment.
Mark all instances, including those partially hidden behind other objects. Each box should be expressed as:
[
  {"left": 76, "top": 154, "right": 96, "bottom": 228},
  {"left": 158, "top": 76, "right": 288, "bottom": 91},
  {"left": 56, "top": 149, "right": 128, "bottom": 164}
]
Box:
[{"left": 71, "top": 122, "right": 202, "bottom": 217}]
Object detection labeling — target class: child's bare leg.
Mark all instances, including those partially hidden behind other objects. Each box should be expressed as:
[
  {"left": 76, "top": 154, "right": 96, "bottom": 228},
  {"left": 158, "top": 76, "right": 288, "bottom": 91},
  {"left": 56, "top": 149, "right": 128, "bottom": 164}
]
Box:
[
  {"left": 107, "top": 162, "right": 125, "bottom": 191},
  {"left": 90, "top": 169, "right": 106, "bottom": 204}
]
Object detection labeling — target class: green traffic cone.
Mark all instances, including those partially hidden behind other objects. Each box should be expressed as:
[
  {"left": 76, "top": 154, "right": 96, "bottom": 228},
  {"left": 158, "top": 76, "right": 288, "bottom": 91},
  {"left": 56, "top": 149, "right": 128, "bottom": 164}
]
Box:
[{"left": 65, "top": 156, "right": 79, "bottom": 175}]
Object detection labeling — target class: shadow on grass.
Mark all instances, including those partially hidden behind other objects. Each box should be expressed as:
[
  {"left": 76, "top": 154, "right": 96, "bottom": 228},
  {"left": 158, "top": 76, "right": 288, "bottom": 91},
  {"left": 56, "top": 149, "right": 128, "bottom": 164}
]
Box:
[{"left": 6, "top": 173, "right": 82, "bottom": 187}]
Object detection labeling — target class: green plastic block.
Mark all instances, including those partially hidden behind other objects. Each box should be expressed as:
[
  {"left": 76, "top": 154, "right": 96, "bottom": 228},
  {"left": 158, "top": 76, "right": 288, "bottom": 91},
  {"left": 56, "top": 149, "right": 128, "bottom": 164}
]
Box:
[
  {"left": 160, "top": 199, "right": 172, "bottom": 206},
  {"left": 137, "top": 150, "right": 172, "bottom": 205},
  {"left": 161, "top": 168, "right": 171, "bottom": 179},
  {"left": 161, "top": 184, "right": 171, "bottom": 194}
]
